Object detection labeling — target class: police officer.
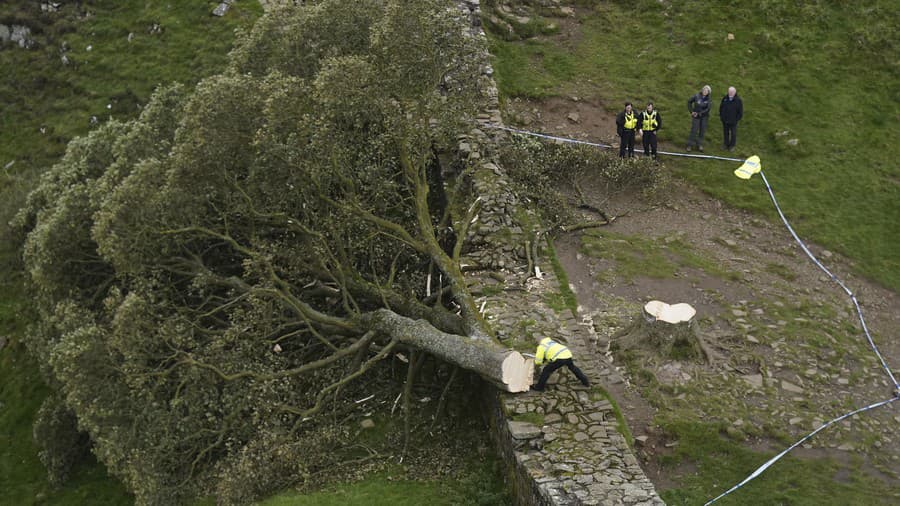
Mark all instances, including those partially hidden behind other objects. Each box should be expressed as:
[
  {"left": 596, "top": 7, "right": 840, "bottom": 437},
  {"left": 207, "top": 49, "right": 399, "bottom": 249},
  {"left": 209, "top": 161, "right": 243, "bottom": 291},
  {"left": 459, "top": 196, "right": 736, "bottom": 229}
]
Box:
[
  {"left": 616, "top": 102, "right": 638, "bottom": 158},
  {"left": 532, "top": 337, "right": 590, "bottom": 391},
  {"left": 638, "top": 102, "right": 662, "bottom": 159}
]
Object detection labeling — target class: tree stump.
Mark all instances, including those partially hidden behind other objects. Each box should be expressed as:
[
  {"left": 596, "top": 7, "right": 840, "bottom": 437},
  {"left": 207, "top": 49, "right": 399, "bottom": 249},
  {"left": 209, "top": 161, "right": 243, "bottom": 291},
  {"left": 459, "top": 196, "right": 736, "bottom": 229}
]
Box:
[{"left": 615, "top": 300, "right": 712, "bottom": 362}]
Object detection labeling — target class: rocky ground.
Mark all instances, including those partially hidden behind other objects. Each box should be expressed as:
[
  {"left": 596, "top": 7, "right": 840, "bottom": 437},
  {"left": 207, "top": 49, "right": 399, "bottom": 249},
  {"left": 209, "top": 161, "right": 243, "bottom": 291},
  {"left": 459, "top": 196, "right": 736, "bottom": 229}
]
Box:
[{"left": 552, "top": 177, "right": 900, "bottom": 490}]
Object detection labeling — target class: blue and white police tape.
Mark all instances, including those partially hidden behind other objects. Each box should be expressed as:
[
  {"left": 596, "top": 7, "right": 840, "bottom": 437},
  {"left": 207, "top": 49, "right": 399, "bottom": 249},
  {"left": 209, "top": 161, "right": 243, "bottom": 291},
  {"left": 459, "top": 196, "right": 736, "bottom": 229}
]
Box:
[
  {"left": 487, "top": 124, "right": 745, "bottom": 162},
  {"left": 705, "top": 396, "right": 899, "bottom": 505}
]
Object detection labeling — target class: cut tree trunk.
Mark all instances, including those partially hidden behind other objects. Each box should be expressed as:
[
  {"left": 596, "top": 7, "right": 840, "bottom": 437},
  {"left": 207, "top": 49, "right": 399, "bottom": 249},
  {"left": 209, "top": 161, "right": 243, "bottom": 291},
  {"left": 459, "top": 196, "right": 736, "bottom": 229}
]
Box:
[
  {"left": 616, "top": 300, "right": 712, "bottom": 362},
  {"left": 367, "top": 308, "right": 534, "bottom": 392}
]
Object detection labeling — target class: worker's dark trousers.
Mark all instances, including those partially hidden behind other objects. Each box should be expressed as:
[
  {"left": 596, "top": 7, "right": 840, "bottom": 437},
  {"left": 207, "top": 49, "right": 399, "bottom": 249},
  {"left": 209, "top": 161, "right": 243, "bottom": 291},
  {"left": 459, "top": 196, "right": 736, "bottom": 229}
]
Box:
[
  {"left": 723, "top": 122, "right": 738, "bottom": 148},
  {"left": 642, "top": 131, "right": 658, "bottom": 159},
  {"left": 619, "top": 130, "right": 636, "bottom": 157},
  {"left": 535, "top": 359, "right": 590, "bottom": 390}
]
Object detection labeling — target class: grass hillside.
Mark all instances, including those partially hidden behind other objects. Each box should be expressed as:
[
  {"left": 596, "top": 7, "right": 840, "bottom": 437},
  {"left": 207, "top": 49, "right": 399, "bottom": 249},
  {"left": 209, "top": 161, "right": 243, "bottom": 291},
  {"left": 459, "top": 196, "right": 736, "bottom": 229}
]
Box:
[
  {"left": 489, "top": 0, "right": 899, "bottom": 291},
  {"left": 0, "top": 2, "right": 262, "bottom": 504}
]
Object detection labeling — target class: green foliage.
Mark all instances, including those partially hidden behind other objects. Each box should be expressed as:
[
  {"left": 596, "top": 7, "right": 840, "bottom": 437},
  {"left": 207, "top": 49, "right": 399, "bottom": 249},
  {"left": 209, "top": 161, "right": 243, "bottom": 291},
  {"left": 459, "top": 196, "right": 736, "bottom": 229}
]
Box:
[
  {"left": 488, "top": 0, "right": 900, "bottom": 291},
  {"left": 12, "top": 2, "right": 491, "bottom": 504},
  {"left": 499, "top": 137, "right": 667, "bottom": 229},
  {"left": 32, "top": 395, "right": 91, "bottom": 487}
]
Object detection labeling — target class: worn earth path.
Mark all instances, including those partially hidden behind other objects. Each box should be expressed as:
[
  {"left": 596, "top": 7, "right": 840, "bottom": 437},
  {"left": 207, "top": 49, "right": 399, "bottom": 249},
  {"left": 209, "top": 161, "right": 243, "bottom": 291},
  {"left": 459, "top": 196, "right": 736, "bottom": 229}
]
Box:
[{"left": 551, "top": 177, "right": 900, "bottom": 496}]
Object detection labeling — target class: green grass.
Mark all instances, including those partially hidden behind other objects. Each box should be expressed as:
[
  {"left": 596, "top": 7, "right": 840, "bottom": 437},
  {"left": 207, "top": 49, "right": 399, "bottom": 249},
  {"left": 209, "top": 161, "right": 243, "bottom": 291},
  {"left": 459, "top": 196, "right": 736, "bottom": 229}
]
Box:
[
  {"left": 258, "top": 461, "right": 510, "bottom": 506},
  {"left": 580, "top": 229, "right": 741, "bottom": 282},
  {"left": 544, "top": 235, "right": 579, "bottom": 315},
  {"left": 489, "top": 0, "right": 900, "bottom": 291},
  {"left": 657, "top": 419, "right": 899, "bottom": 505},
  {"left": 512, "top": 412, "right": 545, "bottom": 426},
  {"left": 0, "top": 0, "right": 263, "bottom": 177}
]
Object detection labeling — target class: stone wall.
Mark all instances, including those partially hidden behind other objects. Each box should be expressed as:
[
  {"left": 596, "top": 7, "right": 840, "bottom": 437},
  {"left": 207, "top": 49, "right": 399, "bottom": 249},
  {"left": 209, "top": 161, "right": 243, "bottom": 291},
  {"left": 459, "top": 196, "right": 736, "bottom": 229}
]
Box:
[{"left": 454, "top": 1, "right": 665, "bottom": 504}]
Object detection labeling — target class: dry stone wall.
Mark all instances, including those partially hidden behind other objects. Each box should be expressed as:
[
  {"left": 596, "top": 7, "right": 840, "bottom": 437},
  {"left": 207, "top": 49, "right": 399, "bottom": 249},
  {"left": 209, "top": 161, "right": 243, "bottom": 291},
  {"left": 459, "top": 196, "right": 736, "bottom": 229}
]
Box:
[{"left": 454, "top": 1, "right": 664, "bottom": 504}]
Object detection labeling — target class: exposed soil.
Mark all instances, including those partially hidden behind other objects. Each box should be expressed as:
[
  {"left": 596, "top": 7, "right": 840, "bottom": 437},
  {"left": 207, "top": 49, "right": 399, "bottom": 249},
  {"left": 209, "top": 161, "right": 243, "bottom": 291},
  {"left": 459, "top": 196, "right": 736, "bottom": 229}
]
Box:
[{"left": 497, "top": 9, "right": 899, "bottom": 492}]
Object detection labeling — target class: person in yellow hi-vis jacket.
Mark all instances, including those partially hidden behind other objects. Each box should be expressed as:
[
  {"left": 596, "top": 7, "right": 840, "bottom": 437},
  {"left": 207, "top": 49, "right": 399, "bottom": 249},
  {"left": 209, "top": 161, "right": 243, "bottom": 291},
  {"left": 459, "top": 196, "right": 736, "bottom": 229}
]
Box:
[{"left": 532, "top": 337, "right": 590, "bottom": 391}]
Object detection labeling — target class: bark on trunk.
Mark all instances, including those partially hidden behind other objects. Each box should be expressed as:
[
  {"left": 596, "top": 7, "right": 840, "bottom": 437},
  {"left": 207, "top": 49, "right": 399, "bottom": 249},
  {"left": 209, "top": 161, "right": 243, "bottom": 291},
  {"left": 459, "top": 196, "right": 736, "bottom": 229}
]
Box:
[{"left": 367, "top": 308, "right": 534, "bottom": 392}]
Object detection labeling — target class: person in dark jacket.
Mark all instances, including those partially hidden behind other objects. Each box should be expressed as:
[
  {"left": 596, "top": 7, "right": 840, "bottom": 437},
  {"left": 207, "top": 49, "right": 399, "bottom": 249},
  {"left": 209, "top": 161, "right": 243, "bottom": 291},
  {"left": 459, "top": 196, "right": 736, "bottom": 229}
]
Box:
[
  {"left": 615, "top": 102, "right": 638, "bottom": 158},
  {"left": 719, "top": 86, "right": 743, "bottom": 151},
  {"left": 638, "top": 101, "right": 661, "bottom": 160},
  {"left": 686, "top": 85, "right": 711, "bottom": 152}
]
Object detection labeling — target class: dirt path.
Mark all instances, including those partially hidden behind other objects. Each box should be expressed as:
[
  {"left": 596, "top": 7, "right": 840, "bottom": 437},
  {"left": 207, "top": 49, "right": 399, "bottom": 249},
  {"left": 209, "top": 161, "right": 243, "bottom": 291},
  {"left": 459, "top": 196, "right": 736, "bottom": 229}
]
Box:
[{"left": 551, "top": 176, "right": 900, "bottom": 491}]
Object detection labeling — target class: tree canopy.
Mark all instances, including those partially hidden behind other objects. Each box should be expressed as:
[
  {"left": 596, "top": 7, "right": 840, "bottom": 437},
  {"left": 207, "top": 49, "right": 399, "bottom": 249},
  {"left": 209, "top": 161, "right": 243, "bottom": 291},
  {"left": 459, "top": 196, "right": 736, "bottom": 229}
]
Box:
[{"left": 14, "top": 1, "right": 502, "bottom": 503}]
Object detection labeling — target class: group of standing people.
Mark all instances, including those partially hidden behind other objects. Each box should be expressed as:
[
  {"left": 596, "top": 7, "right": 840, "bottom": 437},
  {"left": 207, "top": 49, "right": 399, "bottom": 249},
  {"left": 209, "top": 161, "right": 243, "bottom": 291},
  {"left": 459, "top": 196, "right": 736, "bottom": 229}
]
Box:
[{"left": 616, "top": 86, "right": 743, "bottom": 159}]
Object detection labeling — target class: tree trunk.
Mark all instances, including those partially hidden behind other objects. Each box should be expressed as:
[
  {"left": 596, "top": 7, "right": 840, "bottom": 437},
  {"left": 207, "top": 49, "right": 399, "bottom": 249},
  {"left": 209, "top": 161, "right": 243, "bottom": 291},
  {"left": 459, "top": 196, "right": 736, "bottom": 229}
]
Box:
[
  {"left": 366, "top": 308, "right": 534, "bottom": 392},
  {"left": 616, "top": 301, "right": 711, "bottom": 362}
]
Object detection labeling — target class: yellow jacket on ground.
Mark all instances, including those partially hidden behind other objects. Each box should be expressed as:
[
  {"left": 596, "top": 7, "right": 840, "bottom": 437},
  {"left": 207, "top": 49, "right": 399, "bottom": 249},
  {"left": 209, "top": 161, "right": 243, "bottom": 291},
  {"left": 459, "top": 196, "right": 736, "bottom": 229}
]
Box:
[{"left": 535, "top": 337, "right": 573, "bottom": 366}]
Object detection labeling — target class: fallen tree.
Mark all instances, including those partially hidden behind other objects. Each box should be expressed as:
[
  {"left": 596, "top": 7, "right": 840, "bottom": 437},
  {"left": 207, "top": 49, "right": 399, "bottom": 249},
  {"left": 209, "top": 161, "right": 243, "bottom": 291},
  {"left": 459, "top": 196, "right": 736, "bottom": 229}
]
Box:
[{"left": 13, "top": 1, "right": 529, "bottom": 504}]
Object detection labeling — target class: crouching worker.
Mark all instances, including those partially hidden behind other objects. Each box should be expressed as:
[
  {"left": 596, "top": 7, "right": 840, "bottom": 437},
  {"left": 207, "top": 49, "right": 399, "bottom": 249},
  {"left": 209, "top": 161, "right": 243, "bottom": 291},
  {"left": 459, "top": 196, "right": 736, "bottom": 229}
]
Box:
[{"left": 532, "top": 337, "right": 590, "bottom": 391}]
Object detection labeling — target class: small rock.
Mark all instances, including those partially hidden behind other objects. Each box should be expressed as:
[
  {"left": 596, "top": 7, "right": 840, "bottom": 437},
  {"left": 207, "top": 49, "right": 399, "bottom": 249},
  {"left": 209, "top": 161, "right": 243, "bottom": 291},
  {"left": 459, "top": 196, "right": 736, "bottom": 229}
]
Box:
[
  {"left": 508, "top": 421, "right": 542, "bottom": 440},
  {"left": 567, "top": 112, "right": 580, "bottom": 123},
  {"left": 786, "top": 138, "right": 799, "bottom": 146},
  {"left": 727, "top": 33, "right": 735, "bottom": 41},
  {"left": 837, "top": 378, "right": 849, "bottom": 385},
  {"left": 634, "top": 435, "right": 649, "bottom": 445},
  {"left": 742, "top": 374, "right": 763, "bottom": 389},
  {"left": 554, "top": 462, "right": 575, "bottom": 473},
  {"left": 836, "top": 443, "right": 854, "bottom": 451},
  {"left": 212, "top": 3, "right": 230, "bottom": 16},
  {"left": 724, "top": 239, "right": 738, "bottom": 247},
  {"left": 731, "top": 309, "right": 747, "bottom": 317},
  {"left": 789, "top": 417, "right": 804, "bottom": 425},
  {"left": 781, "top": 380, "right": 804, "bottom": 394},
  {"left": 745, "top": 335, "right": 760, "bottom": 344},
  {"left": 360, "top": 418, "right": 375, "bottom": 429},
  {"left": 822, "top": 250, "right": 833, "bottom": 259}
]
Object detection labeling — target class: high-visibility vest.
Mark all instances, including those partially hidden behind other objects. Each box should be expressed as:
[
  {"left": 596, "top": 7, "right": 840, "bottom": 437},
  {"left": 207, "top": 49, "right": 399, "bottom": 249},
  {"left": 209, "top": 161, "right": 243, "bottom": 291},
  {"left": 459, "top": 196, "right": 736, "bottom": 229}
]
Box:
[
  {"left": 535, "top": 339, "right": 573, "bottom": 365},
  {"left": 624, "top": 112, "right": 637, "bottom": 130},
  {"left": 642, "top": 110, "right": 658, "bottom": 131}
]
